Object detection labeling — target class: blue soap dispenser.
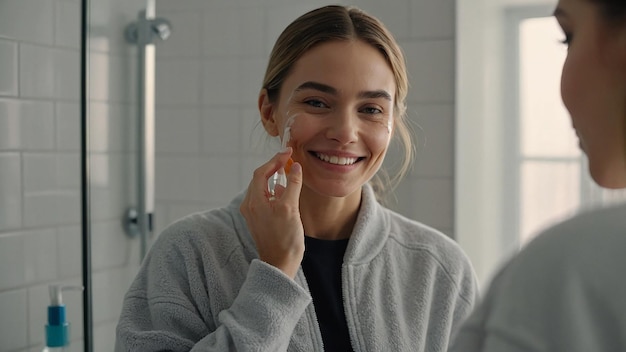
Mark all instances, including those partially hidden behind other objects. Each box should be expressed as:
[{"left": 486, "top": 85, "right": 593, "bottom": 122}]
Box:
[{"left": 43, "top": 284, "right": 82, "bottom": 352}]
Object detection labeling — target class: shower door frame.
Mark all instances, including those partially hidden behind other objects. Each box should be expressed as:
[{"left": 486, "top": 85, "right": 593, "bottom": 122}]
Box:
[{"left": 80, "top": 0, "right": 94, "bottom": 351}]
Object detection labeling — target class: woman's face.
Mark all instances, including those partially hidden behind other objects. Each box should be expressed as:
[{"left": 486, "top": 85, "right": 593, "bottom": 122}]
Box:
[
  {"left": 262, "top": 39, "right": 396, "bottom": 199},
  {"left": 556, "top": 0, "right": 626, "bottom": 188}
]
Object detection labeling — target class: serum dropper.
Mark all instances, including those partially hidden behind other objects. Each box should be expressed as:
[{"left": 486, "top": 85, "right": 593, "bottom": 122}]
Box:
[{"left": 268, "top": 114, "right": 297, "bottom": 199}]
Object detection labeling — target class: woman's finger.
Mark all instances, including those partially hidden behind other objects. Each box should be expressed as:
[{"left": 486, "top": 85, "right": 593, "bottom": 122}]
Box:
[
  {"left": 249, "top": 147, "right": 293, "bottom": 193},
  {"left": 281, "top": 162, "right": 302, "bottom": 204}
]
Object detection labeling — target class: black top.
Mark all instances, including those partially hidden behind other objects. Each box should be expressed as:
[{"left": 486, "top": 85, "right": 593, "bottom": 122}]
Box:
[{"left": 301, "top": 236, "right": 353, "bottom": 352}]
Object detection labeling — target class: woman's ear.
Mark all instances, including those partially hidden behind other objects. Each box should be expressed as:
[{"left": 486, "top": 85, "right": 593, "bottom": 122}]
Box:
[{"left": 259, "top": 89, "right": 280, "bottom": 137}]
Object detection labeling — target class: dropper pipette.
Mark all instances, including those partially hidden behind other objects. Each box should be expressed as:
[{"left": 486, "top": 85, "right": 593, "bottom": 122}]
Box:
[{"left": 268, "top": 115, "right": 296, "bottom": 199}]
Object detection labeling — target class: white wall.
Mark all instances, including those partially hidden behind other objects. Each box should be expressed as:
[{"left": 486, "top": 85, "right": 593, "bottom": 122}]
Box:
[
  {"left": 455, "top": 0, "right": 507, "bottom": 289},
  {"left": 455, "top": 0, "right": 557, "bottom": 287}
]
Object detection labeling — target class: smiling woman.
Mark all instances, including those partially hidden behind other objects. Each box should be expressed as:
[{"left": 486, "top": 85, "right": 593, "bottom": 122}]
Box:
[{"left": 114, "top": 5, "right": 478, "bottom": 352}]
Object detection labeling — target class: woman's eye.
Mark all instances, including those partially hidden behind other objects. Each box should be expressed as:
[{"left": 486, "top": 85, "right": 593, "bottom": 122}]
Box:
[
  {"left": 304, "top": 99, "right": 327, "bottom": 108},
  {"left": 361, "top": 106, "right": 382, "bottom": 115},
  {"left": 559, "top": 32, "right": 572, "bottom": 46}
]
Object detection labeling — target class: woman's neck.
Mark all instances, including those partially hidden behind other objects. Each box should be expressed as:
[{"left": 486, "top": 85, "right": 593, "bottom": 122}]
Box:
[{"left": 299, "top": 186, "right": 362, "bottom": 240}]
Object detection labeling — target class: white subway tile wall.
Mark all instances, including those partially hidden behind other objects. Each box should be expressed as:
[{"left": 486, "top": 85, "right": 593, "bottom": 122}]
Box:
[
  {"left": 0, "top": 289, "right": 28, "bottom": 350},
  {"left": 0, "top": 154, "right": 22, "bottom": 231},
  {"left": 403, "top": 39, "right": 455, "bottom": 103},
  {"left": 0, "top": 40, "right": 18, "bottom": 96},
  {"left": 155, "top": 59, "right": 201, "bottom": 105},
  {"left": 0, "top": 0, "right": 144, "bottom": 350},
  {"left": 353, "top": 0, "right": 411, "bottom": 39},
  {"left": 0, "top": 1, "right": 63, "bottom": 348},
  {"left": 410, "top": 104, "right": 455, "bottom": 178},
  {"left": 55, "top": 1, "right": 81, "bottom": 49},
  {"left": 0, "top": 0, "right": 457, "bottom": 351},
  {"left": 19, "top": 44, "right": 57, "bottom": 99},
  {"left": 0, "top": 0, "right": 55, "bottom": 45},
  {"left": 56, "top": 103, "right": 81, "bottom": 151},
  {"left": 17, "top": 100, "right": 56, "bottom": 150},
  {"left": 411, "top": 0, "right": 455, "bottom": 39},
  {"left": 155, "top": 107, "right": 201, "bottom": 154}
]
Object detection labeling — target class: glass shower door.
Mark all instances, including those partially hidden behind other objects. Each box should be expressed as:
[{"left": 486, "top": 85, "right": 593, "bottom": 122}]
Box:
[
  {"left": 87, "top": 0, "right": 150, "bottom": 350},
  {"left": 85, "top": 1, "right": 313, "bottom": 350}
]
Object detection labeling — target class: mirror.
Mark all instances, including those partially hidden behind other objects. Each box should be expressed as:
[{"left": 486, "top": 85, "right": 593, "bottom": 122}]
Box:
[
  {"left": 84, "top": 0, "right": 459, "bottom": 350},
  {"left": 0, "top": 0, "right": 466, "bottom": 350}
]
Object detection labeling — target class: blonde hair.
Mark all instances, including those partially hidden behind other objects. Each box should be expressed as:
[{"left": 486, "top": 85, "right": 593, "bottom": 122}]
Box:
[{"left": 262, "top": 5, "right": 414, "bottom": 202}]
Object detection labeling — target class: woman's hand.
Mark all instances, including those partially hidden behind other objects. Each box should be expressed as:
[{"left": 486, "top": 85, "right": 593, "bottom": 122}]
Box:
[{"left": 240, "top": 147, "right": 304, "bottom": 279}]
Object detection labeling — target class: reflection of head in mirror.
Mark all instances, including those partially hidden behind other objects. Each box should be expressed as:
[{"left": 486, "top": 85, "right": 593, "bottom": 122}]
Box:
[
  {"left": 451, "top": 1, "right": 626, "bottom": 351},
  {"left": 557, "top": 0, "right": 626, "bottom": 189},
  {"left": 115, "top": 6, "right": 478, "bottom": 352}
]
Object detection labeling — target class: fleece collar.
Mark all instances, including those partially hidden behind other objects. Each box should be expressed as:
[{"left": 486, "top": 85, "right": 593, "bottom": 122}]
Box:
[{"left": 228, "top": 183, "right": 390, "bottom": 265}]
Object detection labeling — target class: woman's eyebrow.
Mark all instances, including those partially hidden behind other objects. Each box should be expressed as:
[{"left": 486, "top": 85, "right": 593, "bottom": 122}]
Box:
[
  {"left": 359, "top": 90, "right": 392, "bottom": 101},
  {"left": 295, "top": 81, "right": 391, "bottom": 101},
  {"left": 295, "top": 81, "right": 337, "bottom": 95},
  {"left": 553, "top": 6, "right": 567, "bottom": 19}
]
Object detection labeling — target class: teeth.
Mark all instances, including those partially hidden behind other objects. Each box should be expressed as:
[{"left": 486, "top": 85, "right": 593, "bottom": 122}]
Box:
[{"left": 315, "top": 153, "right": 358, "bottom": 165}]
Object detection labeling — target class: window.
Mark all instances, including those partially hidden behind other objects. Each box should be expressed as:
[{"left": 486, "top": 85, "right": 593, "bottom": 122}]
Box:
[{"left": 506, "top": 11, "right": 626, "bottom": 247}]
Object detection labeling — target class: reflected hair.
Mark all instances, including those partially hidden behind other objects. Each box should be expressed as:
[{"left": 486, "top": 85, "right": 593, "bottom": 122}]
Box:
[
  {"left": 590, "top": 0, "right": 626, "bottom": 23},
  {"left": 261, "top": 5, "right": 414, "bottom": 202}
]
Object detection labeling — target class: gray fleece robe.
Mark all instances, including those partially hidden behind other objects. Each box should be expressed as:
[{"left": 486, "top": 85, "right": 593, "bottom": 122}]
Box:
[
  {"left": 450, "top": 203, "right": 626, "bottom": 352},
  {"left": 115, "top": 184, "right": 478, "bottom": 351}
]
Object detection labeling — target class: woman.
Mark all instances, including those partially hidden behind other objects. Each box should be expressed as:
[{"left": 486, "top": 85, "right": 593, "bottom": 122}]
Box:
[
  {"left": 115, "top": 5, "right": 477, "bottom": 351},
  {"left": 451, "top": 0, "right": 626, "bottom": 351}
]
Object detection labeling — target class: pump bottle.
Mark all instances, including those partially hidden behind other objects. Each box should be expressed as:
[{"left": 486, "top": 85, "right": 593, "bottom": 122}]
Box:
[{"left": 43, "top": 284, "right": 83, "bottom": 352}]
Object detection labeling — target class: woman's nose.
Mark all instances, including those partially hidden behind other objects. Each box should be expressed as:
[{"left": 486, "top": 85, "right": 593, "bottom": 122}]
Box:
[{"left": 325, "top": 111, "right": 359, "bottom": 145}]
